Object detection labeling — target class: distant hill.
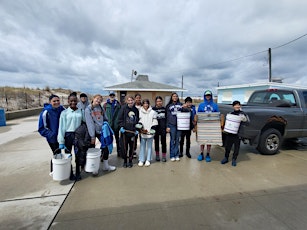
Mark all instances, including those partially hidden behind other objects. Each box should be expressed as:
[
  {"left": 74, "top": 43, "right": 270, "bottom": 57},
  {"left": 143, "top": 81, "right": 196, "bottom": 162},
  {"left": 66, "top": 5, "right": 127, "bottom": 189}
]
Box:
[{"left": 0, "top": 87, "right": 83, "bottom": 111}]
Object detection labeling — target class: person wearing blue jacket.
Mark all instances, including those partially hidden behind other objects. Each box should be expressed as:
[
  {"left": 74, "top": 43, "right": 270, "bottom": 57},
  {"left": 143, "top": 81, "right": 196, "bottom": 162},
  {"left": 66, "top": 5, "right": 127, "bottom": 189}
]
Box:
[
  {"left": 197, "top": 90, "right": 219, "bottom": 162},
  {"left": 38, "top": 94, "right": 65, "bottom": 173}
]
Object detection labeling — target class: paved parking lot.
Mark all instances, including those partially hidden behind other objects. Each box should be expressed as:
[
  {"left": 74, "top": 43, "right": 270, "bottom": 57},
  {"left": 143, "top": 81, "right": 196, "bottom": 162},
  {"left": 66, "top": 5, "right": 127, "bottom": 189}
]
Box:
[{"left": 1, "top": 116, "right": 307, "bottom": 230}]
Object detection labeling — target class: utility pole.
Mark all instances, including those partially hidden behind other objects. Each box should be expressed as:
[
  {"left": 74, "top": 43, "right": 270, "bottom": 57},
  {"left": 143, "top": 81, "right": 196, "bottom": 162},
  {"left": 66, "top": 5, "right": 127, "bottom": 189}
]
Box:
[
  {"left": 131, "top": 70, "right": 137, "bottom": 82},
  {"left": 181, "top": 75, "right": 183, "bottom": 99},
  {"left": 268, "top": 48, "right": 272, "bottom": 82}
]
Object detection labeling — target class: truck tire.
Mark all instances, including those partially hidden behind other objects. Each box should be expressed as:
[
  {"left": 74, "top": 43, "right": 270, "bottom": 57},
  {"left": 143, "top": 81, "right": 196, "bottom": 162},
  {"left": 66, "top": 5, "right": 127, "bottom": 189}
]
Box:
[{"left": 257, "top": 128, "right": 282, "bottom": 155}]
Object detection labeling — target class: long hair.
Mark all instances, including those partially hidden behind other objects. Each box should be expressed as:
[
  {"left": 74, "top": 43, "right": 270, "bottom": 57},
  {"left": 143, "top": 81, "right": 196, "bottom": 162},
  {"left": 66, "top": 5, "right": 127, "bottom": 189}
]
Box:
[{"left": 166, "top": 92, "right": 180, "bottom": 106}]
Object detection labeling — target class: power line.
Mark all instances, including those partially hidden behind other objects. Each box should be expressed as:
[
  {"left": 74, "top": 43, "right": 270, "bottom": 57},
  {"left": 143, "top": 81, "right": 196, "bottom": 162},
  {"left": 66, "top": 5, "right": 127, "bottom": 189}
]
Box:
[
  {"left": 271, "top": 33, "right": 307, "bottom": 50},
  {"left": 151, "top": 33, "right": 307, "bottom": 75}
]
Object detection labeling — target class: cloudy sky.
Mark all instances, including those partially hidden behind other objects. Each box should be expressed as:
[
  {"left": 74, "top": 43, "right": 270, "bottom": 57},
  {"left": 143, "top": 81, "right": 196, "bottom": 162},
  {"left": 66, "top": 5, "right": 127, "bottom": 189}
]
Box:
[{"left": 0, "top": 0, "right": 306, "bottom": 96}]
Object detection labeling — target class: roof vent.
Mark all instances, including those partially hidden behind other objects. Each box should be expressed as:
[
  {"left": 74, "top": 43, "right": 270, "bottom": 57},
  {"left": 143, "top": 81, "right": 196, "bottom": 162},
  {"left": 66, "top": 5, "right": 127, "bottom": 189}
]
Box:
[{"left": 136, "top": 75, "right": 149, "bottom": 81}]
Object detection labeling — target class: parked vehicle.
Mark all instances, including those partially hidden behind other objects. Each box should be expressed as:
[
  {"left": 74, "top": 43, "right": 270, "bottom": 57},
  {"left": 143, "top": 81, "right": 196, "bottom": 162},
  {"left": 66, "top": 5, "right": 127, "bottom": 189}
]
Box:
[{"left": 218, "top": 88, "right": 307, "bottom": 155}]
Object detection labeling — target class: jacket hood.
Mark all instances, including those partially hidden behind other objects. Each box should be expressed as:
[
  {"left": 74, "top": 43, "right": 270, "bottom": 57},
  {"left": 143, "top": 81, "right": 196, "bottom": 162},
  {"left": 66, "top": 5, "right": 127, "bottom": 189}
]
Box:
[{"left": 140, "top": 106, "right": 152, "bottom": 114}]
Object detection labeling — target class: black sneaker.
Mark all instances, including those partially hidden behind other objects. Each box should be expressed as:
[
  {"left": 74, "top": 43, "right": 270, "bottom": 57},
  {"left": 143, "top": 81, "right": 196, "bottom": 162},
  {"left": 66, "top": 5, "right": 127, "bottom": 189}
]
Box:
[
  {"left": 123, "top": 162, "right": 128, "bottom": 168},
  {"left": 156, "top": 155, "right": 160, "bottom": 161},
  {"left": 179, "top": 153, "right": 183, "bottom": 158},
  {"left": 162, "top": 157, "right": 166, "bottom": 162},
  {"left": 186, "top": 152, "right": 191, "bottom": 158},
  {"left": 133, "top": 152, "right": 137, "bottom": 158},
  {"left": 128, "top": 162, "right": 133, "bottom": 168}
]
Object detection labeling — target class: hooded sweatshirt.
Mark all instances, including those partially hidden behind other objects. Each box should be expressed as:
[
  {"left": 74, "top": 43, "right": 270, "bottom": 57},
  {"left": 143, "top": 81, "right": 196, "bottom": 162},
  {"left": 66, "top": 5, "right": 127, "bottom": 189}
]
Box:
[
  {"left": 38, "top": 103, "right": 65, "bottom": 143},
  {"left": 139, "top": 106, "right": 158, "bottom": 139},
  {"left": 85, "top": 104, "right": 108, "bottom": 139},
  {"left": 197, "top": 94, "right": 219, "bottom": 113}
]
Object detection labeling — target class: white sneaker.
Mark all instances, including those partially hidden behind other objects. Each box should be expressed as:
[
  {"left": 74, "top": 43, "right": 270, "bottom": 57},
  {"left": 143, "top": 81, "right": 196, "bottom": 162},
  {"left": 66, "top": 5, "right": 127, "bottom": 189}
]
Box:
[
  {"left": 102, "top": 165, "right": 116, "bottom": 171},
  {"left": 170, "top": 157, "right": 175, "bottom": 162},
  {"left": 175, "top": 156, "right": 180, "bottom": 161},
  {"left": 145, "top": 160, "right": 151, "bottom": 166},
  {"left": 138, "top": 161, "right": 144, "bottom": 167}
]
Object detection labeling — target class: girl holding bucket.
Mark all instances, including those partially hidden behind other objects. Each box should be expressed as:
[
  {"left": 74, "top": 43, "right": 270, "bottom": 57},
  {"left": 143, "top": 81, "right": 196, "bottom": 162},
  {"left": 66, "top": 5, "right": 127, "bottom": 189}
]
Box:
[
  {"left": 85, "top": 94, "right": 116, "bottom": 173},
  {"left": 137, "top": 99, "right": 158, "bottom": 167},
  {"left": 38, "top": 94, "right": 65, "bottom": 175},
  {"left": 166, "top": 92, "right": 183, "bottom": 162},
  {"left": 57, "top": 92, "right": 84, "bottom": 181},
  {"left": 221, "top": 100, "right": 249, "bottom": 166}
]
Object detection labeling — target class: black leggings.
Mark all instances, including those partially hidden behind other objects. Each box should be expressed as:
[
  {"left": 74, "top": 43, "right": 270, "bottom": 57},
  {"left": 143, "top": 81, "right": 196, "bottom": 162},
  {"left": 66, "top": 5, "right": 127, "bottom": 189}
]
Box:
[
  {"left": 154, "top": 130, "right": 167, "bottom": 153},
  {"left": 224, "top": 134, "right": 241, "bottom": 160},
  {"left": 121, "top": 133, "right": 136, "bottom": 163}
]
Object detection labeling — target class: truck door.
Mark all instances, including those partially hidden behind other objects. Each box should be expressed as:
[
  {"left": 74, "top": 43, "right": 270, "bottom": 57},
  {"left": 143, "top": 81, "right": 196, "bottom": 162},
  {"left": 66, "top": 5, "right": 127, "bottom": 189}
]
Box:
[{"left": 302, "top": 91, "right": 307, "bottom": 136}]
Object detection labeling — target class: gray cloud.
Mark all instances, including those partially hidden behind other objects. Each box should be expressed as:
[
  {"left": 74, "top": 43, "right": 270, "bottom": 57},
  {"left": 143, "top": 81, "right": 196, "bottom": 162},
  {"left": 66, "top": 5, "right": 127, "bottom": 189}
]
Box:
[{"left": 0, "top": 0, "right": 306, "bottom": 96}]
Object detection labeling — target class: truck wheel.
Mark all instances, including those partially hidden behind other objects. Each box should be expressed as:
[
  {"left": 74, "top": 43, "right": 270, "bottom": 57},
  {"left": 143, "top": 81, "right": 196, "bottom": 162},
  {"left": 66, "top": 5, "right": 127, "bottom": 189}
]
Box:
[{"left": 257, "top": 128, "right": 282, "bottom": 155}]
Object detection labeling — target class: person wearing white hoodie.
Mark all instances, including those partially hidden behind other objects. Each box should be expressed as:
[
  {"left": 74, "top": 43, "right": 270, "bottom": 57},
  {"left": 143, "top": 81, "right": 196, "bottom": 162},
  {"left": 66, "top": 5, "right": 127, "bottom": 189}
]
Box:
[{"left": 137, "top": 99, "right": 158, "bottom": 167}]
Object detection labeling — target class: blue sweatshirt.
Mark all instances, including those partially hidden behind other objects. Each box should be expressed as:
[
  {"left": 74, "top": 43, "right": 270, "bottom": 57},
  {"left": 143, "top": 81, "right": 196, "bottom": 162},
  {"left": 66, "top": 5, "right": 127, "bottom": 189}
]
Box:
[
  {"left": 38, "top": 103, "right": 65, "bottom": 143},
  {"left": 166, "top": 101, "right": 183, "bottom": 127},
  {"left": 197, "top": 96, "right": 219, "bottom": 113}
]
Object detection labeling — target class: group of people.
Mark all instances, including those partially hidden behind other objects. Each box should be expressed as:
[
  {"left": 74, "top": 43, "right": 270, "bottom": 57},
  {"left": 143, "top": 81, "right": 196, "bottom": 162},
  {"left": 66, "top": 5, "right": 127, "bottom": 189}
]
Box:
[{"left": 38, "top": 89, "right": 248, "bottom": 181}]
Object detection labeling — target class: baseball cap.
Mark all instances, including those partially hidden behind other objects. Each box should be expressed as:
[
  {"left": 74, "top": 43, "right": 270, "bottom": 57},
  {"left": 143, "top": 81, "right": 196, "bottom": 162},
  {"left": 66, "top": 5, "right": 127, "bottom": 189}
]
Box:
[
  {"left": 204, "top": 90, "right": 212, "bottom": 96},
  {"left": 109, "top": 91, "right": 115, "bottom": 96}
]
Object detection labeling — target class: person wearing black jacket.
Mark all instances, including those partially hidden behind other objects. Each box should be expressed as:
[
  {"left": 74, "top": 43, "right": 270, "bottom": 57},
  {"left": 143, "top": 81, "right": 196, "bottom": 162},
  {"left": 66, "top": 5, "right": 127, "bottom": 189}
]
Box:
[
  {"left": 152, "top": 96, "right": 167, "bottom": 162},
  {"left": 118, "top": 95, "right": 139, "bottom": 168},
  {"left": 221, "top": 100, "right": 249, "bottom": 166}
]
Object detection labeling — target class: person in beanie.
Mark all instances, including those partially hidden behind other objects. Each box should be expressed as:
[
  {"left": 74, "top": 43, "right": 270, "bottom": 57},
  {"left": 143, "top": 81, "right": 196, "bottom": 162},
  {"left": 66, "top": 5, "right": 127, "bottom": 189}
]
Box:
[
  {"left": 197, "top": 90, "right": 219, "bottom": 162},
  {"left": 179, "top": 96, "right": 196, "bottom": 158},
  {"left": 77, "top": 93, "right": 89, "bottom": 111},
  {"left": 152, "top": 96, "right": 167, "bottom": 162},
  {"left": 38, "top": 94, "right": 65, "bottom": 175},
  {"left": 103, "top": 91, "right": 122, "bottom": 157},
  {"left": 221, "top": 100, "right": 249, "bottom": 166}
]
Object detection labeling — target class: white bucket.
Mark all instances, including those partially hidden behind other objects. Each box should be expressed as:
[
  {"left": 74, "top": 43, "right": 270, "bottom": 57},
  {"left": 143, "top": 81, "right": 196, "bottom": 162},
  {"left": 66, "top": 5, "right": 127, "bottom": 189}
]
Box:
[
  {"left": 85, "top": 148, "right": 101, "bottom": 173},
  {"left": 224, "top": 114, "right": 242, "bottom": 134},
  {"left": 52, "top": 153, "right": 72, "bottom": 181},
  {"left": 177, "top": 112, "right": 190, "bottom": 130}
]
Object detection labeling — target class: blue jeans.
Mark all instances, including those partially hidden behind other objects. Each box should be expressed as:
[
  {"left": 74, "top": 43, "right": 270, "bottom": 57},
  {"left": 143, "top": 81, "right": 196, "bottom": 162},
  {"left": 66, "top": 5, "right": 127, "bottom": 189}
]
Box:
[
  {"left": 139, "top": 137, "right": 153, "bottom": 162},
  {"left": 169, "top": 124, "right": 182, "bottom": 158}
]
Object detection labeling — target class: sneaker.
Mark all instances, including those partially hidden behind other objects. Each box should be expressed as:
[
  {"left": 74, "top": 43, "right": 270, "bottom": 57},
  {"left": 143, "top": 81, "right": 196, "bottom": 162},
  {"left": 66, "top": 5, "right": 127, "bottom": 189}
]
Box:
[
  {"left": 197, "top": 154, "right": 204, "bottom": 161},
  {"left": 138, "top": 161, "right": 144, "bottom": 167},
  {"left": 156, "top": 155, "right": 160, "bottom": 161},
  {"left": 75, "top": 173, "right": 82, "bottom": 181},
  {"left": 128, "top": 162, "right": 133, "bottom": 168},
  {"left": 103, "top": 165, "right": 116, "bottom": 171},
  {"left": 221, "top": 158, "right": 229, "bottom": 164},
  {"left": 179, "top": 153, "right": 183, "bottom": 158},
  {"left": 92, "top": 171, "right": 99, "bottom": 176},
  {"left": 145, "top": 160, "right": 151, "bottom": 166},
  {"left": 133, "top": 151, "right": 137, "bottom": 158},
  {"left": 232, "top": 159, "right": 237, "bottom": 167},
  {"left": 186, "top": 152, "right": 191, "bottom": 158},
  {"left": 123, "top": 162, "right": 128, "bottom": 168},
  {"left": 205, "top": 155, "right": 211, "bottom": 162},
  {"left": 70, "top": 173, "right": 76, "bottom": 181},
  {"left": 170, "top": 157, "right": 175, "bottom": 162},
  {"left": 175, "top": 156, "right": 180, "bottom": 161},
  {"left": 162, "top": 157, "right": 166, "bottom": 162}
]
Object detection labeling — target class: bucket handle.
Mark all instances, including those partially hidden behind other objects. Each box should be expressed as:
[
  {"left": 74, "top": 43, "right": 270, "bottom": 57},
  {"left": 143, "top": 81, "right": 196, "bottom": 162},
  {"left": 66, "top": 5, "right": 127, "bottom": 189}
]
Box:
[{"left": 53, "top": 148, "right": 72, "bottom": 159}]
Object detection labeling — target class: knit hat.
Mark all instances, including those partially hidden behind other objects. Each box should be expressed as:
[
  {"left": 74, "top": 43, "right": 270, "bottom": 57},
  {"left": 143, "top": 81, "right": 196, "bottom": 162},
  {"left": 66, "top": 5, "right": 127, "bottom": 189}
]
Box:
[{"left": 80, "top": 93, "right": 87, "bottom": 98}]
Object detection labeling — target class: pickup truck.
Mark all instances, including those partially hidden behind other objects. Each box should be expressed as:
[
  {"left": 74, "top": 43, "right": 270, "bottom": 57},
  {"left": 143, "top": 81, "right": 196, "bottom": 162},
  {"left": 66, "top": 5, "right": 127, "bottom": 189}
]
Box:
[{"left": 218, "top": 88, "right": 307, "bottom": 155}]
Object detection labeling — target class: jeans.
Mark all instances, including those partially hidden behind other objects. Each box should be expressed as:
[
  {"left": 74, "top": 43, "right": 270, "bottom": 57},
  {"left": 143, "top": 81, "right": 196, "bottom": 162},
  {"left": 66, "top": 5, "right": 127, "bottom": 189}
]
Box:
[
  {"left": 169, "top": 124, "right": 182, "bottom": 158},
  {"left": 139, "top": 137, "right": 153, "bottom": 162}
]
